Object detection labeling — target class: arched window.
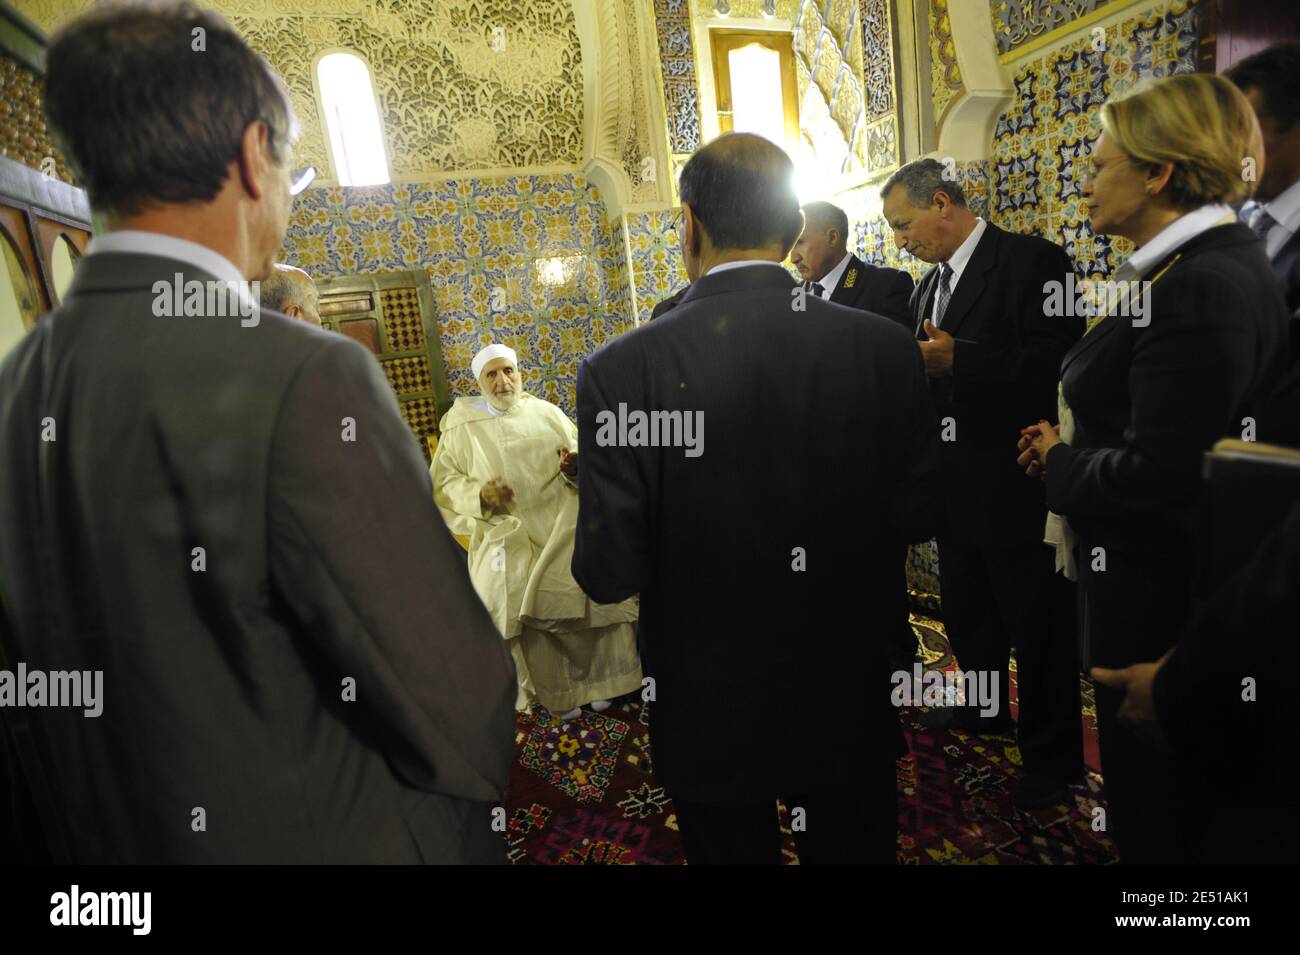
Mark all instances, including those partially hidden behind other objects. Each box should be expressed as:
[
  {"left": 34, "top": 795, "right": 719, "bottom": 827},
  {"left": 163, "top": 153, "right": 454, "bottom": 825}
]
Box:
[
  {"left": 710, "top": 31, "right": 799, "bottom": 153},
  {"left": 316, "top": 52, "right": 390, "bottom": 187}
]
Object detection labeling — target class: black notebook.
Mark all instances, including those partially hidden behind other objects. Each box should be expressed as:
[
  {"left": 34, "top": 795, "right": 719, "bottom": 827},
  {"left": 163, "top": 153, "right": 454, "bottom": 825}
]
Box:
[{"left": 1199, "top": 438, "right": 1300, "bottom": 595}]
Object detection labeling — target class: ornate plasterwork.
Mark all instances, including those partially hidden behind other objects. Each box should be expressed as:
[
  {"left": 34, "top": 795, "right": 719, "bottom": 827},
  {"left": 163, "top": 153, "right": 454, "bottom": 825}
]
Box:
[
  {"left": 929, "top": 0, "right": 964, "bottom": 124},
  {"left": 788, "top": 0, "right": 876, "bottom": 182},
  {"left": 859, "top": 0, "right": 899, "bottom": 173},
  {"left": 17, "top": 0, "right": 585, "bottom": 181},
  {"left": 992, "top": 0, "right": 1115, "bottom": 56},
  {"left": 652, "top": 0, "right": 701, "bottom": 154},
  {"left": 578, "top": 0, "right": 669, "bottom": 220}
]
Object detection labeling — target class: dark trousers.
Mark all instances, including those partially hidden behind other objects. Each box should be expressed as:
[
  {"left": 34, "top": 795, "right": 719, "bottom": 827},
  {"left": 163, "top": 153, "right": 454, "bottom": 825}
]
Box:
[
  {"left": 1094, "top": 682, "right": 1188, "bottom": 864},
  {"left": 672, "top": 761, "right": 898, "bottom": 865},
  {"left": 937, "top": 535, "right": 1084, "bottom": 781}
]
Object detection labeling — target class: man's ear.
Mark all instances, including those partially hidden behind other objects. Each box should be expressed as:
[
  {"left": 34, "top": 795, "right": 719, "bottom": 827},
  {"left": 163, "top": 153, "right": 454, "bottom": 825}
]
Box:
[
  {"left": 237, "top": 120, "right": 273, "bottom": 200},
  {"left": 682, "top": 203, "right": 703, "bottom": 258},
  {"left": 284, "top": 304, "right": 302, "bottom": 318}
]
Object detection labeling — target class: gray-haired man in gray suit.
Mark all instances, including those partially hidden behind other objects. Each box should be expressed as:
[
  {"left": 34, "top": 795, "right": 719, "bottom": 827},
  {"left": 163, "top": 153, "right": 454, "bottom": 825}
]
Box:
[{"left": 0, "top": 3, "right": 515, "bottom": 863}]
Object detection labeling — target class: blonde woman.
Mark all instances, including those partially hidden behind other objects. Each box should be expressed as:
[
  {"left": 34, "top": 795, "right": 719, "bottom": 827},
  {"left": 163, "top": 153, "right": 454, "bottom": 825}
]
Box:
[{"left": 1018, "top": 73, "right": 1290, "bottom": 863}]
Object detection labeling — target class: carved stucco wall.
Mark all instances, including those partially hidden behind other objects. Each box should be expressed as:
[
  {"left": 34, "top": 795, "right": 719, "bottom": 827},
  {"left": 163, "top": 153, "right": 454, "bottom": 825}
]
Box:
[
  {"left": 928, "top": 0, "right": 964, "bottom": 127},
  {"left": 992, "top": 0, "right": 1118, "bottom": 56},
  {"left": 581, "top": 0, "right": 666, "bottom": 215},
  {"left": 654, "top": 0, "right": 901, "bottom": 189},
  {"left": 860, "top": 0, "right": 900, "bottom": 173},
  {"left": 652, "top": 0, "right": 701, "bottom": 155},
  {"left": 17, "top": 0, "right": 586, "bottom": 182},
  {"left": 13, "top": 0, "right": 638, "bottom": 417}
]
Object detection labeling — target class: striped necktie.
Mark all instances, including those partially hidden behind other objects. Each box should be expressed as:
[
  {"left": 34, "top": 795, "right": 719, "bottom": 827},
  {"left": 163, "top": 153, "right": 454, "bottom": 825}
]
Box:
[{"left": 933, "top": 264, "right": 953, "bottom": 327}]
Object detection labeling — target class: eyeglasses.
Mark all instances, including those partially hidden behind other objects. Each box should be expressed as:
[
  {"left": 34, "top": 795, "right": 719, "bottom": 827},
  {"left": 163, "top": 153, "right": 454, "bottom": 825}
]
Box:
[
  {"left": 290, "top": 166, "right": 318, "bottom": 196},
  {"left": 663, "top": 208, "right": 683, "bottom": 236},
  {"left": 1082, "top": 155, "right": 1132, "bottom": 182}
]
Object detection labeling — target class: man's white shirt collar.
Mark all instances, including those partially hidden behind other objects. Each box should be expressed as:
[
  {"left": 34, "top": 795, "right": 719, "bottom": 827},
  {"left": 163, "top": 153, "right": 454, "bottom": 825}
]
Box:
[
  {"left": 1117, "top": 203, "right": 1235, "bottom": 281},
  {"left": 705, "top": 260, "right": 791, "bottom": 275},
  {"left": 942, "top": 217, "right": 987, "bottom": 285},
  {"left": 813, "top": 252, "right": 854, "bottom": 298},
  {"left": 931, "top": 218, "right": 987, "bottom": 325},
  {"left": 86, "top": 230, "right": 247, "bottom": 284}
]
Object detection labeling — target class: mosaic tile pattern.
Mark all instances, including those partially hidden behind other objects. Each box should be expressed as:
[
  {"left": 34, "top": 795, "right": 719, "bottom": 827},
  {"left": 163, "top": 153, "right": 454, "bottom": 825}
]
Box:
[
  {"left": 836, "top": 0, "right": 1196, "bottom": 286},
  {"left": 988, "top": 0, "right": 1198, "bottom": 275},
  {"left": 626, "top": 209, "right": 690, "bottom": 325},
  {"left": 283, "top": 173, "right": 634, "bottom": 417}
]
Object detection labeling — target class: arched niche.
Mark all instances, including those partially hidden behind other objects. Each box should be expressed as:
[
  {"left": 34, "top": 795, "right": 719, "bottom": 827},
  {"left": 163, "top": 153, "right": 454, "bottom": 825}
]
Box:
[
  {"left": 0, "top": 224, "right": 40, "bottom": 360},
  {"left": 934, "top": 1, "right": 1012, "bottom": 162},
  {"left": 50, "top": 232, "right": 79, "bottom": 304}
]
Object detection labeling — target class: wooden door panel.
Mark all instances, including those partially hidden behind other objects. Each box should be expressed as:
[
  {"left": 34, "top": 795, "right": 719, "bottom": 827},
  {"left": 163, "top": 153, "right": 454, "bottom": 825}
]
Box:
[{"left": 315, "top": 270, "right": 450, "bottom": 460}]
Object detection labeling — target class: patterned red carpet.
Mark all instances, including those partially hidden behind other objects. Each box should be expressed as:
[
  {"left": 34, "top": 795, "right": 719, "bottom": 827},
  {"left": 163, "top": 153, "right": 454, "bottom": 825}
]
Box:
[{"left": 502, "top": 609, "right": 1118, "bottom": 865}]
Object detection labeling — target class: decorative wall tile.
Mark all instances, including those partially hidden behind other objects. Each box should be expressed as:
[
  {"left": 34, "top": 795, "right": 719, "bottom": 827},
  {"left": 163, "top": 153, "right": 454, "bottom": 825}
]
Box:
[
  {"left": 625, "top": 208, "right": 690, "bottom": 325},
  {"left": 283, "top": 172, "right": 633, "bottom": 418},
  {"left": 988, "top": 0, "right": 1199, "bottom": 276}
]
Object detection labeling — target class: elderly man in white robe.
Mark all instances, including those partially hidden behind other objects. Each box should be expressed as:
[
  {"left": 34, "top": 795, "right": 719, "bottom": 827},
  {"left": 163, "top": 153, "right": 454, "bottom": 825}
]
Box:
[{"left": 431, "top": 344, "right": 642, "bottom": 720}]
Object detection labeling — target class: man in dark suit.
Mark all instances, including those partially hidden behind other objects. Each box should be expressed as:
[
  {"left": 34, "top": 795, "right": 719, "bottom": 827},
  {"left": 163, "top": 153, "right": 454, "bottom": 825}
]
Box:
[
  {"left": 0, "top": 3, "right": 515, "bottom": 863},
  {"left": 650, "top": 285, "right": 688, "bottom": 320},
  {"left": 880, "top": 159, "right": 1085, "bottom": 809},
  {"left": 1095, "top": 494, "right": 1300, "bottom": 863},
  {"left": 791, "top": 201, "right": 918, "bottom": 671},
  {"left": 571, "top": 133, "right": 942, "bottom": 864},
  {"left": 1228, "top": 42, "right": 1300, "bottom": 446},
  {"left": 1228, "top": 42, "right": 1300, "bottom": 322},
  {"left": 790, "top": 201, "right": 915, "bottom": 328}
]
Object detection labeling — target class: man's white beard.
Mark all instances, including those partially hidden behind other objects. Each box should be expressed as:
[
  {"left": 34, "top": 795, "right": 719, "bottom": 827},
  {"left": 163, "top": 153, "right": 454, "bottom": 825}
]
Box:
[{"left": 483, "top": 384, "right": 522, "bottom": 412}]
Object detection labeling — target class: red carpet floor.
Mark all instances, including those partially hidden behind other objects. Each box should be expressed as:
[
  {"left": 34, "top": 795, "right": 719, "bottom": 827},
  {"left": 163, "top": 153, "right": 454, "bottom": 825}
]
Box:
[{"left": 502, "top": 608, "right": 1118, "bottom": 864}]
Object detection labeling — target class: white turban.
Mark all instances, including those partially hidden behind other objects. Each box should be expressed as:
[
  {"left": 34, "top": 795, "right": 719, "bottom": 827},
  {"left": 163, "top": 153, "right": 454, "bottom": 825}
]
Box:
[{"left": 471, "top": 343, "right": 518, "bottom": 381}]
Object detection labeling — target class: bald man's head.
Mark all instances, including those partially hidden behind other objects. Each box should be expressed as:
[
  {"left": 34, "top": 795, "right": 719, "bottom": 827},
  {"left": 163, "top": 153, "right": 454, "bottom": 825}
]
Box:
[
  {"left": 260, "top": 264, "right": 321, "bottom": 326},
  {"left": 677, "top": 133, "right": 802, "bottom": 254}
]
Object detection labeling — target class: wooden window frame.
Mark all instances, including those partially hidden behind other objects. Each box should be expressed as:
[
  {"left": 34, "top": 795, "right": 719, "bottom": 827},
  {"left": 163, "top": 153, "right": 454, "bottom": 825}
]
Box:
[{"left": 709, "top": 29, "right": 800, "bottom": 149}]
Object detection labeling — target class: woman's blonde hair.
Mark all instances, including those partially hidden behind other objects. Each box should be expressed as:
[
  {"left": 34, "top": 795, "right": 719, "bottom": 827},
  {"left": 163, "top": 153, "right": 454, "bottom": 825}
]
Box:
[{"left": 1101, "top": 72, "right": 1262, "bottom": 208}]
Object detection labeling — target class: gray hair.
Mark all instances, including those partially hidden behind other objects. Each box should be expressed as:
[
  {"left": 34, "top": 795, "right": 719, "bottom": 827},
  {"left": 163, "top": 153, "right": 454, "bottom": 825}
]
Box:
[
  {"left": 45, "top": 2, "right": 298, "bottom": 220},
  {"left": 800, "top": 201, "right": 850, "bottom": 241},
  {"left": 881, "top": 159, "right": 967, "bottom": 209},
  {"left": 259, "top": 264, "right": 313, "bottom": 313}
]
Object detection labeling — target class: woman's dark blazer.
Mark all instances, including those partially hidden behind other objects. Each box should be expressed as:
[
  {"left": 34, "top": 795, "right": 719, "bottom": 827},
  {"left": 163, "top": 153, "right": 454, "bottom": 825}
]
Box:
[{"left": 1044, "top": 223, "right": 1289, "bottom": 668}]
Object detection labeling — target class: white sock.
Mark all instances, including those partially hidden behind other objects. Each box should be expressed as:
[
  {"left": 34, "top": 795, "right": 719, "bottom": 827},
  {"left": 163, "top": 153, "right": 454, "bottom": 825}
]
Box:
[
  {"left": 590, "top": 700, "right": 611, "bottom": 712},
  {"left": 557, "top": 706, "right": 582, "bottom": 721}
]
